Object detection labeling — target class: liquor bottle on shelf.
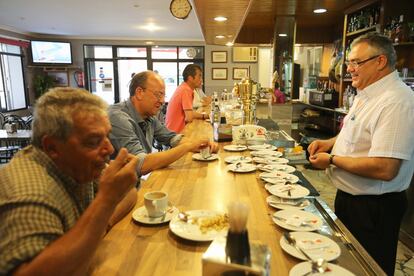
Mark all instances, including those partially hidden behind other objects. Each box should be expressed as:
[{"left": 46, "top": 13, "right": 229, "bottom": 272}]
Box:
[{"left": 394, "top": 15, "right": 407, "bottom": 43}]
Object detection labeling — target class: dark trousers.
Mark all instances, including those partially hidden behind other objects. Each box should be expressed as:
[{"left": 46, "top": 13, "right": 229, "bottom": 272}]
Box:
[{"left": 335, "top": 190, "right": 407, "bottom": 276}]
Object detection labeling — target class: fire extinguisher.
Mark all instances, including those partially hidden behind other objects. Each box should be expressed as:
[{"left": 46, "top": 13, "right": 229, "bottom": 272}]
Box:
[{"left": 74, "top": 70, "right": 84, "bottom": 88}]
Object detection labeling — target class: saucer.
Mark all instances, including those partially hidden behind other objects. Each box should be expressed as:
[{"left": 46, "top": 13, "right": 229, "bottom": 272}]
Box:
[
  {"left": 192, "top": 153, "right": 219, "bottom": 161},
  {"left": 223, "top": 144, "right": 247, "bottom": 152},
  {"left": 132, "top": 205, "right": 179, "bottom": 225}
]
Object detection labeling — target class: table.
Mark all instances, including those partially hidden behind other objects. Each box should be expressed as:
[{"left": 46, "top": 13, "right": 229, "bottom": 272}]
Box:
[{"left": 89, "top": 120, "right": 384, "bottom": 276}]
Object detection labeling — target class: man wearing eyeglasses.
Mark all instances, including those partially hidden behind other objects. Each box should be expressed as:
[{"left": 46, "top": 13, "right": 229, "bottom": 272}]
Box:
[
  {"left": 108, "top": 71, "right": 217, "bottom": 183},
  {"left": 308, "top": 33, "right": 414, "bottom": 275},
  {"left": 165, "top": 64, "right": 207, "bottom": 133}
]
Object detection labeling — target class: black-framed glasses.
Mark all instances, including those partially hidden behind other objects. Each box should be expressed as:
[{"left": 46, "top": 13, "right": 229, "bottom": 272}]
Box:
[{"left": 345, "top": 55, "right": 380, "bottom": 68}]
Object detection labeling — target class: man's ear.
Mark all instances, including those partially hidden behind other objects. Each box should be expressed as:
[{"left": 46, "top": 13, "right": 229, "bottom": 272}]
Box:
[
  {"left": 135, "top": 87, "right": 145, "bottom": 101},
  {"left": 41, "top": 135, "right": 60, "bottom": 160},
  {"left": 377, "top": 55, "right": 388, "bottom": 71}
]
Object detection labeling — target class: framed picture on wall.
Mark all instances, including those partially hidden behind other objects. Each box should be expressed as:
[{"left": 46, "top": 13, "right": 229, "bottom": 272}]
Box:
[
  {"left": 233, "top": 67, "right": 249, "bottom": 80},
  {"left": 211, "top": 51, "right": 227, "bottom": 63},
  {"left": 212, "top": 68, "right": 227, "bottom": 80},
  {"left": 47, "top": 71, "right": 69, "bottom": 86}
]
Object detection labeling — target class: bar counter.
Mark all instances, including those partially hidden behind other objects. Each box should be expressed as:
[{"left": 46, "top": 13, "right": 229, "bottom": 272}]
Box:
[{"left": 89, "top": 120, "right": 385, "bottom": 276}]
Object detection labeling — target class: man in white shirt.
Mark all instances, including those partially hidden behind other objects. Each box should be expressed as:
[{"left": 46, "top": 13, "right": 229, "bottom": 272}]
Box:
[{"left": 308, "top": 33, "right": 414, "bottom": 275}]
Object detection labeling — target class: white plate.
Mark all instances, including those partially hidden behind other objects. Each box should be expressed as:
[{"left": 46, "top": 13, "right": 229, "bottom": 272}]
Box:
[
  {"left": 227, "top": 163, "right": 257, "bottom": 173},
  {"left": 250, "top": 150, "right": 283, "bottom": 158},
  {"left": 257, "top": 164, "right": 296, "bottom": 173},
  {"left": 169, "top": 210, "right": 228, "bottom": 241},
  {"left": 132, "top": 205, "right": 179, "bottom": 225},
  {"left": 281, "top": 232, "right": 341, "bottom": 262},
  {"left": 267, "top": 184, "right": 309, "bottom": 199},
  {"left": 223, "top": 144, "right": 247, "bottom": 152},
  {"left": 272, "top": 209, "right": 322, "bottom": 232},
  {"left": 248, "top": 144, "right": 277, "bottom": 151},
  {"left": 260, "top": 172, "right": 299, "bottom": 184},
  {"left": 266, "top": 195, "right": 310, "bottom": 210},
  {"left": 289, "top": 262, "right": 355, "bottom": 276},
  {"left": 253, "top": 157, "right": 289, "bottom": 164},
  {"left": 192, "top": 153, "right": 219, "bottom": 161},
  {"left": 224, "top": 155, "right": 252, "bottom": 164}
]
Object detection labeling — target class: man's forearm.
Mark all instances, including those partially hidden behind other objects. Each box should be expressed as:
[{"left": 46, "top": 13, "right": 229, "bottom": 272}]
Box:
[
  {"left": 107, "top": 188, "right": 137, "bottom": 231},
  {"left": 141, "top": 142, "right": 192, "bottom": 174},
  {"left": 332, "top": 156, "right": 401, "bottom": 181}
]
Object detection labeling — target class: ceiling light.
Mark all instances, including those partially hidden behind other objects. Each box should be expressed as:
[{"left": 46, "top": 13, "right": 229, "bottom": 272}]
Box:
[
  {"left": 146, "top": 41, "right": 154, "bottom": 45},
  {"left": 215, "top": 35, "right": 225, "bottom": 39},
  {"left": 139, "top": 23, "right": 163, "bottom": 32},
  {"left": 278, "top": 33, "right": 287, "bottom": 37},
  {"left": 226, "top": 42, "right": 233, "bottom": 47},
  {"left": 313, "top": 8, "right": 327, "bottom": 14},
  {"left": 214, "top": 16, "right": 227, "bottom": 22}
]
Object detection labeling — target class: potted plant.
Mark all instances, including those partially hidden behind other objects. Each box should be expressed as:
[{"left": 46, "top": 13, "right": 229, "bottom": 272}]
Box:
[{"left": 33, "top": 74, "right": 56, "bottom": 99}]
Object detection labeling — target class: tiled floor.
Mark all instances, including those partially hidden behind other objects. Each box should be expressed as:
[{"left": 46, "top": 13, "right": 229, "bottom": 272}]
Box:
[{"left": 300, "top": 166, "right": 414, "bottom": 276}]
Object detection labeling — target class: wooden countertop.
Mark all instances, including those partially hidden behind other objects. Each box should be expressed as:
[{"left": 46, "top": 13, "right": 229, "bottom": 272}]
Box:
[{"left": 89, "top": 120, "right": 298, "bottom": 275}]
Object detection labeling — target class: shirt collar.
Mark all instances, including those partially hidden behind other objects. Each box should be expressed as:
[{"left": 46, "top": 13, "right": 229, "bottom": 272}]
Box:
[{"left": 358, "top": 70, "right": 399, "bottom": 99}]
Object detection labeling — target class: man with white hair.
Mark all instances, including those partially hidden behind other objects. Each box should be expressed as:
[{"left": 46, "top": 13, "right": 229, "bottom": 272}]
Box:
[{"left": 0, "top": 88, "right": 139, "bottom": 275}]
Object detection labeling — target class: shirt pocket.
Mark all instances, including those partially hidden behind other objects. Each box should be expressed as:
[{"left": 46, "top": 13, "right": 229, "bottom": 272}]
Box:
[{"left": 342, "top": 119, "right": 370, "bottom": 152}]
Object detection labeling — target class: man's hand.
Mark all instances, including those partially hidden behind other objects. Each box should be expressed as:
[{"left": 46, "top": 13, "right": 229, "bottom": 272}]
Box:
[
  {"left": 307, "top": 138, "right": 335, "bottom": 156},
  {"left": 208, "top": 141, "right": 219, "bottom": 153},
  {"left": 309, "top": 152, "right": 331, "bottom": 169},
  {"left": 99, "top": 148, "right": 139, "bottom": 206}
]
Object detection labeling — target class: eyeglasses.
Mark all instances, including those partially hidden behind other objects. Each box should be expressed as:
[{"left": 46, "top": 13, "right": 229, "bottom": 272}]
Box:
[
  {"left": 142, "top": 88, "right": 165, "bottom": 100},
  {"left": 345, "top": 55, "right": 380, "bottom": 68}
]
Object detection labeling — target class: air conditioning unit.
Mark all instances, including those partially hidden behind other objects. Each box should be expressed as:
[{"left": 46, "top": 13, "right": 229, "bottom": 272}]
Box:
[{"left": 232, "top": 47, "right": 258, "bottom": 62}]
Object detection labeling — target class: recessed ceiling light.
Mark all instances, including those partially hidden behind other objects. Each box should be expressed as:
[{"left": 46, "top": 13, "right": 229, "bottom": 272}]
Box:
[
  {"left": 139, "top": 23, "right": 163, "bottom": 32},
  {"left": 226, "top": 42, "right": 233, "bottom": 47},
  {"left": 215, "top": 35, "right": 225, "bottom": 39},
  {"left": 214, "top": 16, "right": 227, "bottom": 22},
  {"left": 278, "top": 33, "right": 287, "bottom": 37},
  {"left": 313, "top": 8, "right": 327, "bottom": 14}
]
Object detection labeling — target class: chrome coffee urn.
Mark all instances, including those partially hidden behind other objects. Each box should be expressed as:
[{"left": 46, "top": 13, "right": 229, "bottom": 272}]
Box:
[{"left": 237, "top": 78, "right": 259, "bottom": 124}]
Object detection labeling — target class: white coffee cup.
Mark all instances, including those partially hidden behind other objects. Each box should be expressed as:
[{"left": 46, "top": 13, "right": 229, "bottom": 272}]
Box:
[
  {"left": 200, "top": 146, "right": 211, "bottom": 159},
  {"left": 144, "top": 191, "right": 168, "bottom": 218}
]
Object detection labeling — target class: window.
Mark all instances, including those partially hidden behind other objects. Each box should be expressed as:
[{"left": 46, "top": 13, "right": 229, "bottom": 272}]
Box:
[
  {"left": 0, "top": 43, "right": 27, "bottom": 111},
  {"left": 83, "top": 45, "right": 204, "bottom": 104}
]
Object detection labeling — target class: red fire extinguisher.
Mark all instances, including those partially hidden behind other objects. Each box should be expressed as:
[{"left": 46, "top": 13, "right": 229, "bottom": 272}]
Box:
[{"left": 74, "top": 70, "right": 84, "bottom": 88}]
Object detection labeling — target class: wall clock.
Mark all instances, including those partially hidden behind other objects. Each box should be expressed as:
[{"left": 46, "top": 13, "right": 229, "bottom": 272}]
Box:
[{"left": 170, "top": 0, "right": 192, "bottom": 20}]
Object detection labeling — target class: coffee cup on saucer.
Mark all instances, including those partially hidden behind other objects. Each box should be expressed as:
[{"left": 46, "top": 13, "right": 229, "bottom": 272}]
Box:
[
  {"left": 144, "top": 191, "right": 168, "bottom": 218},
  {"left": 200, "top": 146, "right": 211, "bottom": 159}
]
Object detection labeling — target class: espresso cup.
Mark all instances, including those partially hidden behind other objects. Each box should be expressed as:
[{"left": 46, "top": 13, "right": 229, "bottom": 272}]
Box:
[
  {"left": 200, "top": 146, "right": 211, "bottom": 159},
  {"left": 144, "top": 191, "right": 168, "bottom": 218}
]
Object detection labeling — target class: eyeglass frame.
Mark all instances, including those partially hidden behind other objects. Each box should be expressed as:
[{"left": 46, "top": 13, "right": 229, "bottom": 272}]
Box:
[
  {"left": 138, "top": 87, "right": 166, "bottom": 100},
  {"left": 345, "top": 55, "right": 380, "bottom": 68}
]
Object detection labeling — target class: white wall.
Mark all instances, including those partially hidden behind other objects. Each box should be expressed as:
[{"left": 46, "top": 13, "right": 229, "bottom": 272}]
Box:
[{"left": 258, "top": 47, "right": 272, "bottom": 89}]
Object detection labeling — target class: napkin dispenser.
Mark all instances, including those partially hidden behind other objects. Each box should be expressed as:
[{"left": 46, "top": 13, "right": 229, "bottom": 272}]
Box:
[
  {"left": 213, "top": 123, "right": 233, "bottom": 142},
  {"left": 232, "top": 125, "right": 267, "bottom": 145},
  {"left": 202, "top": 236, "right": 271, "bottom": 276}
]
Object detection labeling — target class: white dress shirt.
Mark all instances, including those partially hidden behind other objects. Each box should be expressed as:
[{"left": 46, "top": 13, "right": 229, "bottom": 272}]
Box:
[{"left": 328, "top": 70, "right": 414, "bottom": 195}]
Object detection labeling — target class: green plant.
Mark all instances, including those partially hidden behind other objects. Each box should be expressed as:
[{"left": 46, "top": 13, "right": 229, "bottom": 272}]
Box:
[{"left": 33, "top": 74, "right": 56, "bottom": 99}]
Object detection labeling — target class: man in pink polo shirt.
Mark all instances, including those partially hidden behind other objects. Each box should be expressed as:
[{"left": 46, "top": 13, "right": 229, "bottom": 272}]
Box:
[{"left": 166, "top": 64, "right": 207, "bottom": 133}]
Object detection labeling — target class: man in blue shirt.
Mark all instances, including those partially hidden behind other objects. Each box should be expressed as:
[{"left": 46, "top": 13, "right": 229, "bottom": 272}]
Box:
[{"left": 108, "top": 70, "right": 217, "bottom": 179}]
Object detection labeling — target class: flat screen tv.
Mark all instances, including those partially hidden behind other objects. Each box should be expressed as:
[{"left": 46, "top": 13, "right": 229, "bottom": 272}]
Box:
[{"left": 30, "top": 40, "right": 72, "bottom": 65}]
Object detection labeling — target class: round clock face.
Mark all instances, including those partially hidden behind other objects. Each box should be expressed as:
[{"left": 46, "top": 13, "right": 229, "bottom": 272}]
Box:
[
  {"left": 170, "top": 0, "right": 192, "bottom": 20},
  {"left": 186, "top": 48, "right": 196, "bottom": 58}
]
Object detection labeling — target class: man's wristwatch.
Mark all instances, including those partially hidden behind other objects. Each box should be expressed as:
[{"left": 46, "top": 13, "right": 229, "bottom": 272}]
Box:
[{"left": 329, "top": 154, "right": 335, "bottom": 165}]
